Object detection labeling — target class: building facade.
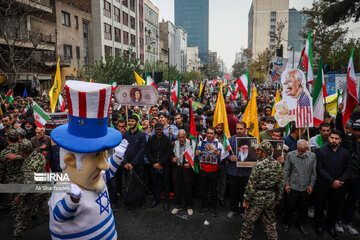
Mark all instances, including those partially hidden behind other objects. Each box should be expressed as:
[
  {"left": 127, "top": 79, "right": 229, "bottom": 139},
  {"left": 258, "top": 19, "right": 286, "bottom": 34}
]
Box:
[
  {"left": 144, "top": 0, "right": 159, "bottom": 63},
  {"left": 91, "top": 0, "right": 144, "bottom": 64},
  {"left": 208, "top": 51, "right": 217, "bottom": 64},
  {"left": 248, "top": 0, "right": 289, "bottom": 58},
  {"left": 175, "top": 26, "right": 187, "bottom": 72},
  {"left": 187, "top": 47, "right": 201, "bottom": 72},
  {"left": 174, "top": 0, "right": 209, "bottom": 63},
  {"left": 159, "top": 20, "right": 176, "bottom": 67}
]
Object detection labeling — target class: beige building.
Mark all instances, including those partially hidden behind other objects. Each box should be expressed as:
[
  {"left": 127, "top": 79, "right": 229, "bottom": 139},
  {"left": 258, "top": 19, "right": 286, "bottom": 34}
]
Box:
[
  {"left": 144, "top": 0, "right": 159, "bottom": 63},
  {"left": 187, "top": 47, "right": 200, "bottom": 72},
  {"left": 248, "top": 0, "right": 289, "bottom": 58}
]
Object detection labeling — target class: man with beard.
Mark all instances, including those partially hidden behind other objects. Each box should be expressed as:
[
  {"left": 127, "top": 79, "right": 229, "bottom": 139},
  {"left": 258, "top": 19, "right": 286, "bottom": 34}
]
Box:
[
  {"left": 310, "top": 123, "right": 331, "bottom": 150},
  {"left": 227, "top": 122, "right": 256, "bottom": 218},
  {"left": 174, "top": 112, "right": 190, "bottom": 134},
  {"left": 314, "top": 129, "right": 351, "bottom": 238},
  {"left": 31, "top": 127, "right": 51, "bottom": 154},
  {"left": 0, "top": 114, "right": 13, "bottom": 139}
]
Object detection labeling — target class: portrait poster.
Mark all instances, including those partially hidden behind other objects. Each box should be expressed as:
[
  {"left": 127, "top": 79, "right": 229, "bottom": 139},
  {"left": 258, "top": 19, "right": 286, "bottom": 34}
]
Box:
[
  {"left": 264, "top": 140, "right": 284, "bottom": 159},
  {"left": 199, "top": 141, "right": 219, "bottom": 165},
  {"left": 274, "top": 69, "right": 313, "bottom": 128},
  {"left": 114, "top": 85, "right": 159, "bottom": 106},
  {"left": 236, "top": 137, "right": 258, "bottom": 167},
  {"left": 266, "top": 57, "right": 288, "bottom": 84}
]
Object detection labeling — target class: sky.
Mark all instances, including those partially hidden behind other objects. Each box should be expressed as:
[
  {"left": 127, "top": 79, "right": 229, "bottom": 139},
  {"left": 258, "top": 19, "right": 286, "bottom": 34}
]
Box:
[{"left": 151, "top": 0, "right": 360, "bottom": 72}]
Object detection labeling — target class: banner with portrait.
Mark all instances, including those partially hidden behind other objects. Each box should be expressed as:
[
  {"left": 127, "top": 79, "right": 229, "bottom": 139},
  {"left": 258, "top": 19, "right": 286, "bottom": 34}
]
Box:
[
  {"left": 199, "top": 141, "right": 219, "bottom": 165},
  {"left": 114, "top": 85, "right": 159, "bottom": 106},
  {"left": 236, "top": 137, "right": 258, "bottom": 167},
  {"left": 266, "top": 57, "right": 288, "bottom": 85},
  {"left": 274, "top": 69, "right": 313, "bottom": 128},
  {"left": 264, "top": 140, "right": 284, "bottom": 159}
]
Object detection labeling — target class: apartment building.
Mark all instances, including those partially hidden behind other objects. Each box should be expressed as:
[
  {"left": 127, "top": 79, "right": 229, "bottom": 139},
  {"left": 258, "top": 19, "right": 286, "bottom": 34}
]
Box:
[{"left": 144, "top": 0, "right": 159, "bottom": 63}]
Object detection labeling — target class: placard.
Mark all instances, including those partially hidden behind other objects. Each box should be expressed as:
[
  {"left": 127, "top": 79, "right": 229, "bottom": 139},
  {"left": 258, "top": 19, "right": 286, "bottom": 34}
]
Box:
[
  {"left": 264, "top": 140, "right": 284, "bottom": 159},
  {"left": 236, "top": 137, "right": 258, "bottom": 167},
  {"left": 199, "top": 141, "right": 219, "bottom": 165},
  {"left": 114, "top": 85, "right": 159, "bottom": 106}
]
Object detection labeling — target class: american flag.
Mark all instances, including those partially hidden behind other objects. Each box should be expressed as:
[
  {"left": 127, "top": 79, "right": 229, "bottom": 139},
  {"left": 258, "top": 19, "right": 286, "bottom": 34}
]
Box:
[{"left": 289, "top": 100, "right": 313, "bottom": 128}]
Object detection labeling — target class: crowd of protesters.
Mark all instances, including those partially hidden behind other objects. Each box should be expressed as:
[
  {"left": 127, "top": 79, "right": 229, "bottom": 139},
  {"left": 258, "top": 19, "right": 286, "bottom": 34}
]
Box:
[{"left": 0, "top": 84, "right": 360, "bottom": 239}]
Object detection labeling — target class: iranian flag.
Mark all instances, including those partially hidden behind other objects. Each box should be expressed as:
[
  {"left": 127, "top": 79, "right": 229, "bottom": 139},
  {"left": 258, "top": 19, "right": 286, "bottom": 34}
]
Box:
[
  {"left": 342, "top": 49, "right": 358, "bottom": 127},
  {"left": 183, "top": 146, "right": 195, "bottom": 169},
  {"left": 225, "top": 85, "right": 235, "bottom": 100},
  {"left": 23, "top": 102, "right": 31, "bottom": 114},
  {"left": 237, "top": 71, "right": 250, "bottom": 100},
  {"left": 32, "top": 101, "right": 50, "bottom": 127},
  {"left": 5, "top": 89, "right": 13, "bottom": 103},
  {"left": 313, "top": 58, "right": 325, "bottom": 126},
  {"left": 189, "top": 98, "right": 199, "bottom": 173},
  {"left": 301, "top": 31, "right": 314, "bottom": 83},
  {"left": 58, "top": 94, "right": 66, "bottom": 112},
  {"left": 145, "top": 72, "right": 157, "bottom": 89},
  {"left": 171, "top": 76, "right": 180, "bottom": 111}
]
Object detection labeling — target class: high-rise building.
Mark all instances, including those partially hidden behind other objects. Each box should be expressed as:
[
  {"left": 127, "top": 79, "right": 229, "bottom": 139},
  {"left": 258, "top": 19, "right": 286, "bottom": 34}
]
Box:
[
  {"left": 91, "top": 0, "right": 144, "bottom": 64},
  {"left": 175, "top": 26, "right": 187, "bottom": 72},
  {"left": 144, "top": 0, "right": 159, "bottom": 63},
  {"left": 175, "top": 0, "right": 209, "bottom": 63},
  {"left": 248, "top": 0, "right": 289, "bottom": 58}
]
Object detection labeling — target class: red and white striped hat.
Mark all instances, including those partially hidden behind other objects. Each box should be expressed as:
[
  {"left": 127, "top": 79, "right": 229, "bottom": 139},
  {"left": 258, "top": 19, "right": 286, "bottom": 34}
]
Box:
[
  {"left": 65, "top": 80, "right": 113, "bottom": 119},
  {"left": 51, "top": 80, "right": 121, "bottom": 153}
]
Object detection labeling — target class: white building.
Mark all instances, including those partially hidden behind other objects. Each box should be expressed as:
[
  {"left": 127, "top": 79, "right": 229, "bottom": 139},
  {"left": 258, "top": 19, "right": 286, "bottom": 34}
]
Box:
[
  {"left": 91, "top": 0, "right": 145, "bottom": 64},
  {"left": 187, "top": 47, "right": 201, "bottom": 72},
  {"left": 144, "top": 0, "right": 159, "bottom": 63},
  {"left": 175, "top": 26, "right": 187, "bottom": 72}
]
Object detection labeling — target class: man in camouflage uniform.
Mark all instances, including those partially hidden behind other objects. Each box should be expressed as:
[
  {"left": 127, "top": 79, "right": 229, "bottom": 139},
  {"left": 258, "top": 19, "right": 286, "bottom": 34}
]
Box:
[
  {"left": 0, "top": 130, "right": 23, "bottom": 216},
  {"left": 13, "top": 139, "right": 47, "bottom": 239},
  {"left": 240, "top": 141, "right": 284, "bottom": 240}
]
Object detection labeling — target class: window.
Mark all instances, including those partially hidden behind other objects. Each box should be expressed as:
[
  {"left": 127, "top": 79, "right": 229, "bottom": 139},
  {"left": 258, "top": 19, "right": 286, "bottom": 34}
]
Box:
[
  {"left": 104, "top": 23, "right": 112, "bottom": 40},
  {"left": 130, "top": 16, "right": 135, "bottom": 29},
  {"left": 139, "top": 21, "right": 143, "bottom": 33},
  {"left": 139, "top": 4, "right": 143, "bottom": 17},
  {"left": 115, "top": 27, "right": 121, "bottom": 42},
  {"left": 122, "top": 0, "right": 128, "bottom": 7},
  {"left": 104, "top": 0, "right": 111, "bottom": 18},
  {"left": 64, "top": 44, "right": 72, "bottom": 58},
  {"left": 104, "top": 45, "right": 112, "bottom": 56},
  {"left": 130, "top": 34, "right": 135, "bottom": 47},
  {"left": 74, "top": 16, "right": 78, "bottom": 29},
  {"left": 123, "top": 31, "right": 129, "bottom": 45},
  {"left": 130, "top": 0, "right": 135, "bottom": 11},
  {"left": 76, "top": 46, "right": 80, "bottom": 59},
  {"left": 61, "top": 11, "right": 71, "bottom": 26},
  {"left": 114, "top": 6, "right": 121, "bottom": 23},
  {"left": 123, "top": 12, "right": 128, "bottom": 26},
  {"left": 115, "top": 48, "right": 121, "bottom": 55},
  {"left": 83, "top": 21, "right": 89, "bottom": 64}
]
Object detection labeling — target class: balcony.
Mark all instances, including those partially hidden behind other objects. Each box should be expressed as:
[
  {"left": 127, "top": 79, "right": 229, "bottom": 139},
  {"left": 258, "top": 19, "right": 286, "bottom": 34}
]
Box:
[
  {"left": 32, "top": 51, "right": 71, "bottom": 68},
  {"left": 0, "top": 30, "right": 55, "bottom": 51},
  {"left": 14, "top": 0, "right": 52, "bottom": 13}
]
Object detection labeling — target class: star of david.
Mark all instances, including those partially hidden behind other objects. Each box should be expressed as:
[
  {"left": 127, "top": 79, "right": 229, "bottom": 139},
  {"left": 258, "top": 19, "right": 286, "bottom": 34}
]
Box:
[{"left": 95, "top": 190, "right": 110, "bottom": 215}]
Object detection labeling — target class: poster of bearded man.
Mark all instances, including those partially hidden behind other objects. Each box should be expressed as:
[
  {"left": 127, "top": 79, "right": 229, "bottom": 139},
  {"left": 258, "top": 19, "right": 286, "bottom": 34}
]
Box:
[
  {"left": 236, "top": 137, "right": 258, "bottom": 167},
  {"left": 274, "top": 69, "right": 313, "bottom": 128}
]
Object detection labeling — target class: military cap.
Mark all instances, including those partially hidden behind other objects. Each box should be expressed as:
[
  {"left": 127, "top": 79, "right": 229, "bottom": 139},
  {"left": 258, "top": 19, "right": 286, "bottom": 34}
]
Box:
[
  {"left": 256, "top": 141, "right": 274, "bottom": 155},
  {"left": 16, "top": 128, "right": 26, "bottom": 138},
  {"left": 19, "top": 139, "right": 33, "bottom": 154},
  {"left": 6, "top": 129, "right": 18, "bottom": 139}
]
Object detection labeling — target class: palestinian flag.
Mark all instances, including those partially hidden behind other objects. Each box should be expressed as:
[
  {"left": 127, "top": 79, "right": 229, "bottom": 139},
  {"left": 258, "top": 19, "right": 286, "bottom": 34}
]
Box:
[
  {"left": 301, "top": 31, "right": 314, "bottom": 83},
  {"left": 313, "top": 58, "right": 325, "bottom": 126},
  {"left": 189, "top": 98, "right": 199, "bottom": 173},
  {"left": 32, "top": 102, "right": 50, "bottom": 127},
  {"left": 145, "top": 73, "right": 157, "bottom": 89},
  {"left": 23, "top": 102, "right": 31, "bottom": 114},
  {"left": 238, "top": 71, "right": 250, "bottom": 100},
  {"left": 342, "top": 49, "right": 358, "bottom": 127},
  {"left": 5, "top": 89, "right": 13, "bottom": 103},
  {"left": 171, "top": 75, "right": 180, "bottom": 111}
]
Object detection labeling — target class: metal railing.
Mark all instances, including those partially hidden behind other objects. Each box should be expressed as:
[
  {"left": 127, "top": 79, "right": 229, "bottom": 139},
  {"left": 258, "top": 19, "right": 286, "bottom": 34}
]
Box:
[{"left": 0, "top": 30, "right": 54, "bottom": 45}]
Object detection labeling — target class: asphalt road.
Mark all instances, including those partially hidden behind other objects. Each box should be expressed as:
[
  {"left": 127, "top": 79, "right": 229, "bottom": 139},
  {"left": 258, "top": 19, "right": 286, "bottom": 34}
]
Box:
[{"left": 1, "top": 197, "right": 360, "bottom": 240}]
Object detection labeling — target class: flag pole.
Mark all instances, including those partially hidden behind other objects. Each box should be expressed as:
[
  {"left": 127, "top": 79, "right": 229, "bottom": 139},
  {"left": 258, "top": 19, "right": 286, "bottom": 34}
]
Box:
[{"left": 126, "top": 105, "right": 129, "bottom": 127}]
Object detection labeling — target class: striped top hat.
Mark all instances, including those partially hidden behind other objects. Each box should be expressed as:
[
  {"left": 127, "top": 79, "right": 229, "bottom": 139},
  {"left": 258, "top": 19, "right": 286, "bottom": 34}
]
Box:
[{"left": 50, "top": 81, "right": 122, "bottom": 153}]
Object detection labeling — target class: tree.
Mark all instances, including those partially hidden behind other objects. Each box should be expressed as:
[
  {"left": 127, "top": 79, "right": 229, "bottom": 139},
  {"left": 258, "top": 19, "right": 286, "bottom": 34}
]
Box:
[
  {"left": 73, "top": 54, "right": 141, "bottom": 85},
  {"left": 199, "top": 62, "right": 220, "bottom": 79},
  {"left": 232, "top": 62, "right": 246, "bottom": 78},
  {"left": 248, "top": 49, "right": 273, "bottom": 83},
  {"left": 327, "top": 38, "right": 360, "bottom": 73},
  {"left": 321, "top": 0, "right": 360, "bottom": 26},
  {"left": 179, "top": 71, "right": 205, "bottom": 83},
  {"left": 301, "top": 1, "right": 349, "bottom": 68},
  {"left": 0, "top": 0, "right": 47, "bottom": 87},
  {"left": 143, "top": 61, "right": 179, "bottom": 83}
]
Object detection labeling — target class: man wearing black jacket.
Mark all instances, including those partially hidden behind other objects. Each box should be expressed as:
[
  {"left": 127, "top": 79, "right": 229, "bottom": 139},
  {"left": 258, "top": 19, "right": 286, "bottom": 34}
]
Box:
[
  {"left": 314, "top": 129, "right": 351, "bottom": 238},
  {"left": 146, "top": 122, "right": 173, "bottom": 211}
]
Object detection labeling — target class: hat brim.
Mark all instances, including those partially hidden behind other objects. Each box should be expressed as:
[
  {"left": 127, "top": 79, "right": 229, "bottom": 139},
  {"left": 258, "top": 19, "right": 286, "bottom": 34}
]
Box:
[{"left": 50, "top": 124, "right": 122, "bottom": 153}]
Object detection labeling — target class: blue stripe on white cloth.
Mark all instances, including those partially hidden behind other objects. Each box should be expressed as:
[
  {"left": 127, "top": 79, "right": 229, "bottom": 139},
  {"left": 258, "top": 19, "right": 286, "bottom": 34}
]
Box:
[
  {"left": 109, "top": 156, "right": 119, "bottom": 169},
  {"left": 50, "top": 210, "right": 114, "bottom": 239},
  {"left": 61, "top": 199, "right": 77, "bottom": 213},
  {"left": 89, "top": 217, "right": 115, "bottom": 239},
  {"left": 54, "top": 205, "right": 75, "bottom": 221}
]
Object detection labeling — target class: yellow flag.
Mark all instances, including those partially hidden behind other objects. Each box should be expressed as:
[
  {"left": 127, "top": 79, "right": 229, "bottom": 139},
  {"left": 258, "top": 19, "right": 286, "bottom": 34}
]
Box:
[
  {"left": 198, "top": 81, "right": 204, "bottom": 98},
  {"left": 213, "top": 85, "right": 231, "bottom": 138},
  {"left": 134, "top": 71, "right": 145, "bottom": 85},
  {"left": 271, "top": 90, "right": 281, "bottom": 116},
  {"left": 242, "top": 87, "right": 259, "bottom": 142},
  {"left": 49, "top": 59, "right": 61, "bottom": 113},
  {"left": 324, "top": 94, "right": 338, "bottom": 115}
]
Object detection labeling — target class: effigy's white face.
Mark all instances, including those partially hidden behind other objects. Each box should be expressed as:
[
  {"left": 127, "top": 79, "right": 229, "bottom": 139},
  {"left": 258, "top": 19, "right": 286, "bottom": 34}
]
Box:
[{"left": 63, "top": 151, "right": 109, "bottom": 192}]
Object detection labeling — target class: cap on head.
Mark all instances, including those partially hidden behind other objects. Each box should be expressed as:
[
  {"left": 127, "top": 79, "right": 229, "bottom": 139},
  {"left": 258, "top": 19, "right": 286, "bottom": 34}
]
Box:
[
  {"left": 352, "top": 121, "right": 360, "bottom": 130},
  {"left": 155, "top": 122, "right": 164, "bottom": 130},
  {"left": 19, "top": 139, "right": 33, "bottom": 154},
  {"left": 128, "top": 114, "right": 139, "bottom": 122},
  {"left": 6, "top": 129, "right": 19, "bottom": 141},
  {"left": 256, "top": 141, "right": 274, "bottom": 155}
]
